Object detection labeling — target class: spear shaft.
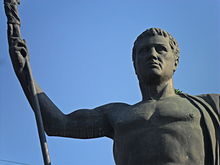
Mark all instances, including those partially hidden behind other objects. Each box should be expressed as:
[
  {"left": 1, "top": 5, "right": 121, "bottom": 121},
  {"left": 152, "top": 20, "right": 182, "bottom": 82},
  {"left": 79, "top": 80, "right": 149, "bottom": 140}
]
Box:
[{"left": 4, "top": 1, "right": 51, "bottom": 164}]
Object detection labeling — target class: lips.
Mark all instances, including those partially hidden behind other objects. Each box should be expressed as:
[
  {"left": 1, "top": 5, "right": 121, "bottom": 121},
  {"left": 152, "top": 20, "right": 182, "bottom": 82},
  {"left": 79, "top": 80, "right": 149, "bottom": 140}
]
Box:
[{"left": 147, "top": 61, "right": 160, "bottom": 68}]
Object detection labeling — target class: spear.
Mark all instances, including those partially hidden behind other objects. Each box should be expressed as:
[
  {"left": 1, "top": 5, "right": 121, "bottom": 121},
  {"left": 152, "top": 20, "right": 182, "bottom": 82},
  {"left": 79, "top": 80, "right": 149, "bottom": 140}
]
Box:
[{"left": 4, "top": 1, "right": 51, "bottom": 164}]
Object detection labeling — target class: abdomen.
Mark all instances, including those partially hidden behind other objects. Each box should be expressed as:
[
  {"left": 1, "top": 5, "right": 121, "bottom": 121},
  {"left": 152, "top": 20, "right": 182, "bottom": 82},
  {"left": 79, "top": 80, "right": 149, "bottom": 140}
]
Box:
[{"left": 113, "top": 122, "right": 204, "bottom": 165}]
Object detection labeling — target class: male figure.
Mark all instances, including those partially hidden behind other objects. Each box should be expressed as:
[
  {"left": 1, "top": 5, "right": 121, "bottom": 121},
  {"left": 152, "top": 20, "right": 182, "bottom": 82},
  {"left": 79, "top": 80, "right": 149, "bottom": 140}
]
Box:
[{"left": 10, "top": 28, "right": 219, "bottom": 165}]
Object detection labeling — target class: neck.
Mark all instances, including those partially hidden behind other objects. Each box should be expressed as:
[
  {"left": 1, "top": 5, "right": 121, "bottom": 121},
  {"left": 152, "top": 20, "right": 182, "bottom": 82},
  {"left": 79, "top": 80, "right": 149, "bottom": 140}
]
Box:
[{"left": 139, "top": 78, "right": 176, "bottom": 101}]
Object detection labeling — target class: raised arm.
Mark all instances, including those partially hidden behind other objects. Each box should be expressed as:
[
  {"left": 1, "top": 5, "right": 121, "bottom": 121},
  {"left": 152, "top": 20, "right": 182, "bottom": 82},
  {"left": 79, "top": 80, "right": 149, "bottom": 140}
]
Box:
[
  {"left": 9, "top": 37, "right": 114, "bottom": 139},
  {"left": 5, "top": 0, "right": 114, "bottom": 140}
]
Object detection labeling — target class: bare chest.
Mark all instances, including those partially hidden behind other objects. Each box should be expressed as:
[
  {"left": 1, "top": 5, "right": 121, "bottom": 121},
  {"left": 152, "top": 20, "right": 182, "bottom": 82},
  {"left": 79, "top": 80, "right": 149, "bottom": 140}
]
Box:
[
  {"left": 112, "top": 96, "right": 201, "bottom": 133},
  {"left": 110, "top": 96, "right": 204, "bottom": 165}
]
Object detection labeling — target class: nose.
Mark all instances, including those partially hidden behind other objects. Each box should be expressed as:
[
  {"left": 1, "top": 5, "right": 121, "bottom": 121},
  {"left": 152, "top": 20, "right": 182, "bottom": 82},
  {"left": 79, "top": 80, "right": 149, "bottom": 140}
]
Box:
[{"left": 147, "top": 47, "right": 158, "bottom": 60}]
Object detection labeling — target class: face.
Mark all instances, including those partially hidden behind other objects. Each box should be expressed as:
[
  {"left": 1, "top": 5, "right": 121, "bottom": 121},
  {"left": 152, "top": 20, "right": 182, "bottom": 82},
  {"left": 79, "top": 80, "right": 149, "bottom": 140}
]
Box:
[{"left": 134, "top": 35, "right": 177, "bottom": 84}]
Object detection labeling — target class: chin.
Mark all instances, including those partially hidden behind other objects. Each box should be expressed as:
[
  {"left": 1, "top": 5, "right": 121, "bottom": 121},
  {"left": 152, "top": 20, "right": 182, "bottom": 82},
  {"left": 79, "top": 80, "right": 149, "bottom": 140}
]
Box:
[
  {"left": 138, "top": 71, "right": 172, "bottom": 85},
  {"left": 138, "top": 73, "right": 161, "bottom": 85}
]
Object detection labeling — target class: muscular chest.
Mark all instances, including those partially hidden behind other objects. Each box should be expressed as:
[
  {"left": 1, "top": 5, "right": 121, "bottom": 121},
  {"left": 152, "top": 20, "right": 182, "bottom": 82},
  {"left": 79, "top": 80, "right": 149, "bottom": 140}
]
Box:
[
  {"left": 110, "top": 96, "right": 204, "bottom": 165},
  {"left": 112, "top": 96, "right": 201, "bottom": 134}
]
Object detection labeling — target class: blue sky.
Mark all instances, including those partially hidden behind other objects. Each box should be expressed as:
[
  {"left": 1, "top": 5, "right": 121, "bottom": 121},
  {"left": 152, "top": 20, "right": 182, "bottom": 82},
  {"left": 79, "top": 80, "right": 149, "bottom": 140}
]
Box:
[{"left": 0, "top": 0, "right": 220, "bottom": 164}]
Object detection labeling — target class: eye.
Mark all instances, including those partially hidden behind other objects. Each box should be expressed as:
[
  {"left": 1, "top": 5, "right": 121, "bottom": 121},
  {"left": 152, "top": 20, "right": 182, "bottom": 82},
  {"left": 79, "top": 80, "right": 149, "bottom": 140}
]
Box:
[
  {"left": 155, "top": 45, "right": 168, "bottom": 53},
  {"left": 138, "top": 46, "right": 150, "bottom": 55}
]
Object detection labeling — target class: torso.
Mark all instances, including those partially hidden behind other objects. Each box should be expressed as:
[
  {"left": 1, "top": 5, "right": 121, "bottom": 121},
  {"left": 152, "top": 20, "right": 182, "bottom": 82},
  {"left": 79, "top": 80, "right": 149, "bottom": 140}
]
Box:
[{"left": 107, "top": 95, "right": 205, "bottom": 165}]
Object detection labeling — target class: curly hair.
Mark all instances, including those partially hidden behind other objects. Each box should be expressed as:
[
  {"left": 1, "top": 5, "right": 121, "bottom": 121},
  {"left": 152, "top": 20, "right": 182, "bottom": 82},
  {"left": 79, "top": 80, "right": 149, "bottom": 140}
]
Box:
[{"left": 132, "top": 28, "right": 180, "bottom": 63}]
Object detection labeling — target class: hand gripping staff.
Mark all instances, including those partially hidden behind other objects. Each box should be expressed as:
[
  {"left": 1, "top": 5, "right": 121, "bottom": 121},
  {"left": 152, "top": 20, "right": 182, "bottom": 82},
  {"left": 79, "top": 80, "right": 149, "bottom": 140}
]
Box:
[{"left": 4, "top": 1, "right": 51, "bottom": 164}]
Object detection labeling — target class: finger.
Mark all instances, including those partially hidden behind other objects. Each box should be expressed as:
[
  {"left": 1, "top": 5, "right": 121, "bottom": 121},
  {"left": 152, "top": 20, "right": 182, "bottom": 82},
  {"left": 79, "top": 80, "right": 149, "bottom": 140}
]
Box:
[
  {"left": 9, "top": 37, "right": 22, "bottom": 46},
  {"left": 16, "top": 39, "right": 27, "bottom": 49},
  {"left": 10, "top": 46, "right": 26, "bottom": 52},
  {"left": 10, "top": 51, "right": 26, "bottom": 73},
  {"left": 17, "top": 52, "right": 26, "bottom": 66},
  {"left": 9, "top": 46, "right": 28, "bottom": 58},
  {"left": 10, "top": 38, "right": 27, "bottom": 49},
  {"left": 11, "top": 37, "right": 23, "bottom": 44},
  {"left": 18, "top": 41, "right": 28, "bottom": 50}
]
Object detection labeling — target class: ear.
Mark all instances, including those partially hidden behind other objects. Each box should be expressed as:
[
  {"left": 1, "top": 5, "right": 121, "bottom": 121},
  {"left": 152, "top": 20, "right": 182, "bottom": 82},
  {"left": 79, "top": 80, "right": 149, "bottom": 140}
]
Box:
[
  {"left": 173, "top": 56, "right": 179, "bottom": 72},
  {"left": 132, "top": 49, "right": 138, "bottom": 75}
]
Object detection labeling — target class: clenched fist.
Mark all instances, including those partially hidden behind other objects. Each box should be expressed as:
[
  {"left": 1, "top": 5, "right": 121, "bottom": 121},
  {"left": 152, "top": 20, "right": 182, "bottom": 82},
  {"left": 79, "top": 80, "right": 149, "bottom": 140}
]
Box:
[{"left": 9, "top": 37, "right": 29, "bottom": 76}]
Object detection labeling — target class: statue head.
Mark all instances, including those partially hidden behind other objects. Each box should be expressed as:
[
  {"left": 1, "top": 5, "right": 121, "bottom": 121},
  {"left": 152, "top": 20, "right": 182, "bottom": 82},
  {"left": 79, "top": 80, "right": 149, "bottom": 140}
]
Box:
[{"left": 132, "top": 28, "right": 180, "bottom": 84}]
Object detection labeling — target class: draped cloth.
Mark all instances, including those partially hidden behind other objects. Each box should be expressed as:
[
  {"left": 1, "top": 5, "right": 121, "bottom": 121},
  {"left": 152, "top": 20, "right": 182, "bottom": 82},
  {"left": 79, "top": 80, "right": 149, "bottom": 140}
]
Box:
[{"left": 182, "top": 93, "right": 219, "bottom": 165}]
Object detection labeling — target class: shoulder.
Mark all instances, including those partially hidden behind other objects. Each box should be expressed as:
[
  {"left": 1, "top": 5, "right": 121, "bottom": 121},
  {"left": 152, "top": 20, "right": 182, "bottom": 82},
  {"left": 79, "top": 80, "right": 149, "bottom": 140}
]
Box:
[{"left": 93, "top": 102, "right": 131, "bottom": 114}]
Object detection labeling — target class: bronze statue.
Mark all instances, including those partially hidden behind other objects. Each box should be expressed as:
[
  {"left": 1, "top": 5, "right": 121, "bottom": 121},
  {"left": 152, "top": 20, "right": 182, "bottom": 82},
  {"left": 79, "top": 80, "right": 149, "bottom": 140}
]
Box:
[{"left": 5, "top": 1, "right": 219, "bottom": 165}]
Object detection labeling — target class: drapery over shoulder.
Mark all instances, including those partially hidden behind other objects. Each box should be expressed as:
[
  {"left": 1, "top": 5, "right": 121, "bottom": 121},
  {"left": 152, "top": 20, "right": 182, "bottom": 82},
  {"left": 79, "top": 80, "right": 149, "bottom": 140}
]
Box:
[{"left": 182, "top": 93, "right": 219, "bottom": 165}]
